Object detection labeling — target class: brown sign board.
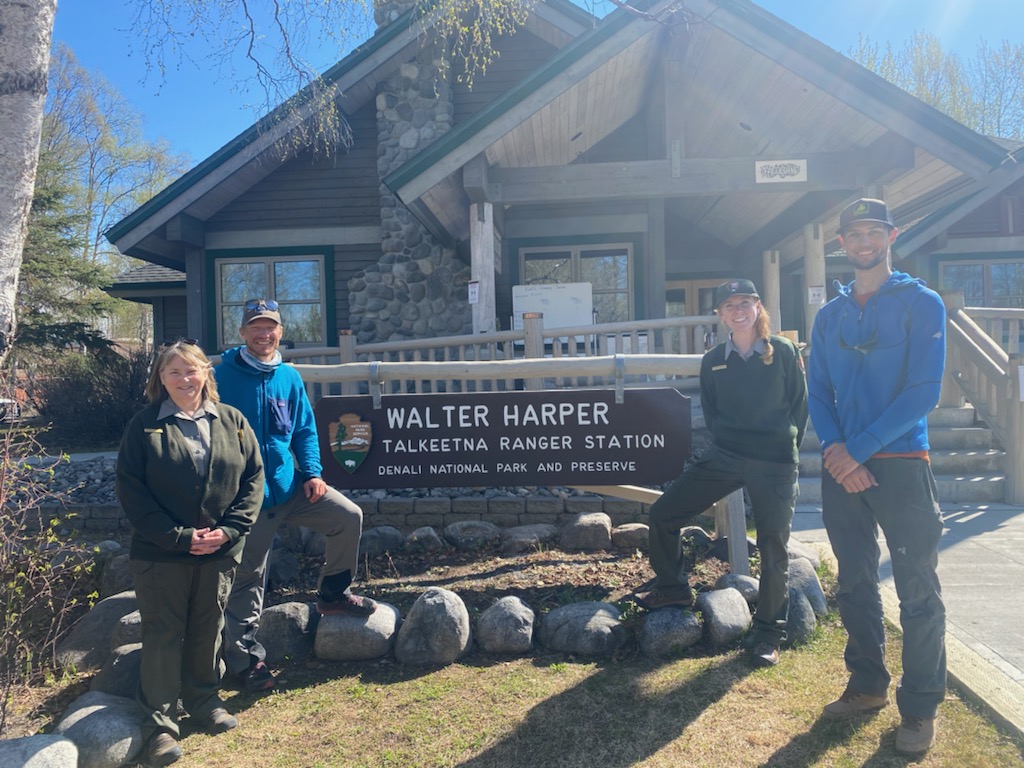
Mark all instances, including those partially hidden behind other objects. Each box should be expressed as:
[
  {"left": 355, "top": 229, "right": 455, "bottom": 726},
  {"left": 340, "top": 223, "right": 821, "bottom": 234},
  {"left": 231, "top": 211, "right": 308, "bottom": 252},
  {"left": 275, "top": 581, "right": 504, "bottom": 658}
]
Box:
[{"left": 315, "top": 388, "right": 691, "bottom": 489}]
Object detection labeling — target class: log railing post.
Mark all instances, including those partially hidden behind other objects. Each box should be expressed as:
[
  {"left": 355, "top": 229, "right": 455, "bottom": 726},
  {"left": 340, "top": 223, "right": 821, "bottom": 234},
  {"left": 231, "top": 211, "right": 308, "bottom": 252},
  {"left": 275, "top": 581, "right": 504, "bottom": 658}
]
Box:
[
  {"left": 338, "top": 330, "right": 358, "bottom": 395},
  {"left": 522, "top": 312, "right": 545, "bottom": 390},
  {"left": 1006, "top": 352, "right": 1024, "bottom": 505},
  {"left": 939, "top": 290, "right": 965, "bottom": 408}
]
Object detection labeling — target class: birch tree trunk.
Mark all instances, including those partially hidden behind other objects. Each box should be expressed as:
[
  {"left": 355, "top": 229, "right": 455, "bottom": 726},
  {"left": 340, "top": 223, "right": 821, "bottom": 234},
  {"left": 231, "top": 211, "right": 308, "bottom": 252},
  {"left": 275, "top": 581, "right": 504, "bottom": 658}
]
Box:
[{"left": 0, "top": 0, "right": 57, "bottom": 363}]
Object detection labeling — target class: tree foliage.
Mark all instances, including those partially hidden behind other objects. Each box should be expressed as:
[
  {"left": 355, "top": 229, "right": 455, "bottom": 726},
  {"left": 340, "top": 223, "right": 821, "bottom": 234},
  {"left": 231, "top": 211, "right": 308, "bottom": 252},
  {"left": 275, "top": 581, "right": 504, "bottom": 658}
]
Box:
[{"left": 851, "top": 32, "right": 1024, "bottom": 140}]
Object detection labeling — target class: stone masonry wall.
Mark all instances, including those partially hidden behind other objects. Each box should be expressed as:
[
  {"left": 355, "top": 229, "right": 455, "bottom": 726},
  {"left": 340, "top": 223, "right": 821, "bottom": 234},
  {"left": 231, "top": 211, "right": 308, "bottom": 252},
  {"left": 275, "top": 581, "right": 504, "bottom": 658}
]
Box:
[{"left": 347, "top": 17, "right": 473, "bottom": 345}]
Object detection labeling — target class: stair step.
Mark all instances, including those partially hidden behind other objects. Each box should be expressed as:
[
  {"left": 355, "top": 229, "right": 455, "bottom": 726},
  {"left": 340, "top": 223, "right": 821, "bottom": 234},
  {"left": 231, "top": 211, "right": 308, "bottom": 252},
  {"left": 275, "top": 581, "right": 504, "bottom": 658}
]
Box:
[
  {"left": 797, "top": 474, "right": 1005, "bottom": 504},
  {"left": 799, "top": 449, "right": 1004, "bottom": 476}
]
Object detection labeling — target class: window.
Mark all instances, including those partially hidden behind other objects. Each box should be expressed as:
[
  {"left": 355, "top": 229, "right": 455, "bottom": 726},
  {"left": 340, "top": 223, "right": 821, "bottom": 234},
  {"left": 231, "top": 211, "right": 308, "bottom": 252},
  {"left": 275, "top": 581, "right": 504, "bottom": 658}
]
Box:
[
  {"left": 665, "top": 279, "right": 723, "bottom": 317},
  {"left": 216, "top": 255, "right": 326, "bottom": 348},
  {"left": 520, "top": 244, "right": 633, "bottom": 323},
  {"left": 940, "top": 259, "right": 1024, "bottom": 308}
]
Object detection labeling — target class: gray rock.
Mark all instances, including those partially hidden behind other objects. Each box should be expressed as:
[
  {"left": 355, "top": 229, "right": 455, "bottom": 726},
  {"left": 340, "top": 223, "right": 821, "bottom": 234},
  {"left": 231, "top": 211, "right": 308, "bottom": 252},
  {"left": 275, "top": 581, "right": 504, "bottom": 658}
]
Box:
[
  {"left": 611, "top": 523, "right": 649, "bottom": 550},
  {"left": 267, "top": 548, "right": 301, "bottom": 589},
  {"left": 109, "top": 610, "right": 141, "bottom": 651},
  {"left": 500, "top": 524, "right": 558, "bottom": 554},
  {"left": 785, "top": 587, "right": 817, "bottom": 646},
  {"left": 53, "top": 690, "right": 145, "bottom": 768},
  {"left": 404, "top": 526, "right": 446, "bottom": 553},
  {"left": 261, "top": 602, "right": 316, "bottom": 664},
  {"left": 537, "top": 602, "right": 628, "bottom": 656},
  {"left": 56, "top": 591, "right": 138, "bottom": 672},
  {"left": 559, "top": 513, "right": 612, "bottom": 551},
  {"left": 315, "top": 602, "right": 401, "bottom": 661},
  {"left": 679, "top": 525, "right": 714, "bottom": 557},
  {"left": 361, "top": 525, "right": 406, "bottom": 557},
  {"left": 280, "top": 525, "right": 326, "bottom": 558},
  {"left": 788, "top": 557, "right": 828, "bottom": 617},
  {"left": 0, "top": 734, "right": 79, "bottom": 768},
  {"left": 696, "top": 588, "right": 752, "bottom": 646},
  {"left": 710, "top": 534, "right": 757, "bottom": 563},
  {"left": 90, "top": 643, "right": 141, "bottom": 699},
  {"left": 638, "top": 607, "right": 703, "bottom": 657},
  {"left": 715, "top": 573, "right": 760, "bottom": 604},
  {"left": 476, "top": 596, "right": 534, "bottom": 654},
  {"left": 394, "top": 588, "right": 471, "bottom": 666},
  {"left": 443, "top": 520, "right": 502, "bottom": 552},
  {"left": 788, "top": 539, "right": 822, "bottom": 571},
  {"left": 99, "top": 553, "right": 132, "bottom": 598}
]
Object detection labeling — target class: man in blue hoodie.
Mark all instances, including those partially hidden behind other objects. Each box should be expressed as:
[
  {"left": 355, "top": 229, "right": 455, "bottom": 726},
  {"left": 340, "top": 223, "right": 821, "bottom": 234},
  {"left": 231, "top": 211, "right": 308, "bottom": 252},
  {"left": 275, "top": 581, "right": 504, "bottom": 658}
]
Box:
[
  {"left": 216, "top": 299, "right": 376, "bottom": 692},
  {"left": 808, "top": 199, "right": 946, "bottom": 755}
]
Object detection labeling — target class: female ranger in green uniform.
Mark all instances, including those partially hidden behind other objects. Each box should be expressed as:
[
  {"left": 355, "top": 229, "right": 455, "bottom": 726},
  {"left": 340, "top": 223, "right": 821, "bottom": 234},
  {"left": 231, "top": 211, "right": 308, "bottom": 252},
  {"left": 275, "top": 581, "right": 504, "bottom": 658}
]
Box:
[{"left": 635, "top": 279, "right": 808, "bottom": 667}]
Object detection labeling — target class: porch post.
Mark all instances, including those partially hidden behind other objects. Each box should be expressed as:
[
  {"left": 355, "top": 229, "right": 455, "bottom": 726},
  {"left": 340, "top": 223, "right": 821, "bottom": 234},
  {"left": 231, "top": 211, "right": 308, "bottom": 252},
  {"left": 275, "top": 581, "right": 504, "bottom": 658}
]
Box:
[
  {"left": 938, "top": 290, "right": 965, "bottom": 408},
  {"left": 469, "top": 202, "right": 496, "bottom": 334},
  {"left": 762, "top": 249, "right": 782, "bottom": 334},
  {"left": 802, "top": 223, "right": 826, "bottom": 343},
  {"left": 1007, "top": 353, "right": 1024, "bottom": 505}
]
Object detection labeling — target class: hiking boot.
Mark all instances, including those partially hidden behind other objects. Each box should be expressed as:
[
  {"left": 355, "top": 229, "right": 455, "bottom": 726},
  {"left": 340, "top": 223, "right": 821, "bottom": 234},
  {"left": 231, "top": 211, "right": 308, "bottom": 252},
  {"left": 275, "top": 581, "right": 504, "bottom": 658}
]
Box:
[
  {"left": 231, "top": 660, "right": 275, "bottom": 693},
  {"left": 749, "top": 641, "right": 780, "bottom": 668},
  {"left": 633, "top": 587, "right": 694, "bottom": 610},
  {"left": 895, "top": 715, "right": 936, "bottom": 754},
  {"left": 317, "top": 589, "right": 377, "bottom": 617},
  {"left": 822, "top": 687, "right": 889, "bottom": 719},
  {"left": 203, "top": 707, "right": 238, "bottom": 734},
  {"left": 146, "top": 732, "right": 182, "bottom": 766}
]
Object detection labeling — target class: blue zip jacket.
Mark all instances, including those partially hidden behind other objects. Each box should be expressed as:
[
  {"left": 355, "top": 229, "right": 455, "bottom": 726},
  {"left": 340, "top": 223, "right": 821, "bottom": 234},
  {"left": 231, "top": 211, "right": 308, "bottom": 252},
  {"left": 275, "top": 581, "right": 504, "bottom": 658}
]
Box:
[
  {"left": 215, "top": 347, "right": 322, "bottom": 509},
  {"left": 807, "top": 271, "right": 946, "bottom": 465}
]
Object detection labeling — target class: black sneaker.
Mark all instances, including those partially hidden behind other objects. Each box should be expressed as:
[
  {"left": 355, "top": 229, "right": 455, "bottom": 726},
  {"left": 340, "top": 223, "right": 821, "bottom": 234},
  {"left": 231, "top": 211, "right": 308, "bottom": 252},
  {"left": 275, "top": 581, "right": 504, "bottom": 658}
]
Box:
[
  {"left": 233, "top": 660, "right": 275, "bottom": 693},
  {"left": 750, "top": 641, "right": 780, "bottom": 668},
  {"left": 317, "top": 589, "right": 377, "bottom": 617}
]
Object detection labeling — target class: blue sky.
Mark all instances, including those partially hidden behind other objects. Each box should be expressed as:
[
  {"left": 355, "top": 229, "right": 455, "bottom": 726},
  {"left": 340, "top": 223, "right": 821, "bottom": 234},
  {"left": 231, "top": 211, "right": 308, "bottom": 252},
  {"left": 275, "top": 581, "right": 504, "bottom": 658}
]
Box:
[{"left": 52, "top": 0, "right": 1023, "bottom": 164}]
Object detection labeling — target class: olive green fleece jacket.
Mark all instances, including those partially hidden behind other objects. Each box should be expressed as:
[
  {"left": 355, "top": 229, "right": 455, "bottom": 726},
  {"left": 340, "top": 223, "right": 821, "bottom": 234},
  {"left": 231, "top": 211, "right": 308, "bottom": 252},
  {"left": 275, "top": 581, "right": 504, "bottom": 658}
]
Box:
[
  {"left": 116, "top": 400, "right": 264, "bottom": 563},
  {"left": 700, "top": 334, "right": 808, "bottom": 464}
]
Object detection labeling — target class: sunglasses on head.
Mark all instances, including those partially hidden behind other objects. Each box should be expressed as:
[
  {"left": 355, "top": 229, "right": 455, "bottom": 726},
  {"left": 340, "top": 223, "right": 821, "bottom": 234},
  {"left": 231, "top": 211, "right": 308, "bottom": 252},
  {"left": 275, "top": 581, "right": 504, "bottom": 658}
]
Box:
[
  {"left": 160, "top": 337, "right": 199, "bottom": 348},
  {"left": 245, "top": 299, "right": 279, "bottom": 311}
]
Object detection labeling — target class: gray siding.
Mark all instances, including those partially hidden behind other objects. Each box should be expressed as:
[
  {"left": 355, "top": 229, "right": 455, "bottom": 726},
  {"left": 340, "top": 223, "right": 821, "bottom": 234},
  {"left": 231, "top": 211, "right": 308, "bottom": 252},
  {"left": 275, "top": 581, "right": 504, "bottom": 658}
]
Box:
[
  {"left": 206, "top": 102, "right": 379, "bottom": 230},
  {"left": 453, "top": 32, "right": 558, "bottom": 123}
]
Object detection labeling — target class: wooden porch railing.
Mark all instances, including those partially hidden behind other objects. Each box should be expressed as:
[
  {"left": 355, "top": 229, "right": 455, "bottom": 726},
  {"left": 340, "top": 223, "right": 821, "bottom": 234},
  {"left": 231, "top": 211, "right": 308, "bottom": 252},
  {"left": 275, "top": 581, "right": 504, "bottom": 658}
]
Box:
[{"left": 941, "top": 291, "right": 1024, "bottom": 504}]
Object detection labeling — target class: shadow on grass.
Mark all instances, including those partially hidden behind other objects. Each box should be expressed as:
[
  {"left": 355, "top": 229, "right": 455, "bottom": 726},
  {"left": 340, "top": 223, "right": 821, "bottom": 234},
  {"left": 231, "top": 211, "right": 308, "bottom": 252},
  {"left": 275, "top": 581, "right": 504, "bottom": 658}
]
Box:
[
  {"left": 758, "top": 713, "right": 887, "bottom": 767},
  {"left": 448, "top": 651, "right": 757, "bottom": 768}
]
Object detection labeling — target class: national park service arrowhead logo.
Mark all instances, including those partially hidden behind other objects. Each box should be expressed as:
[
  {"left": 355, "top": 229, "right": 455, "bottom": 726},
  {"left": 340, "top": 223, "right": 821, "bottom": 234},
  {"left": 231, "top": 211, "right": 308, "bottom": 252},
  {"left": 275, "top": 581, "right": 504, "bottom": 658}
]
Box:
[{"left": 330, "top": 413, "right": 372, "bottom": 475}]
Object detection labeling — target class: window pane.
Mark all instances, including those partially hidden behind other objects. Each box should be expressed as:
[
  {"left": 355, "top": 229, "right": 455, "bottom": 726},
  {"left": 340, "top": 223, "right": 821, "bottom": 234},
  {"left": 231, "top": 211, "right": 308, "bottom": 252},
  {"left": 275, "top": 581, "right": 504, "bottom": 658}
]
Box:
[
  {"left": 940, "top": 264, "right": 984, "bottom": 304},
  {"left": 593, "top": 292, "right": 629, "bottom": 324},
  {"left": 990, "top": 263, "right": 1024, "bottom": 308},
  {"left": 523, "top": 251, "right": 572, "bottom": 284},
  {"left": 275, "top": 260, "right": 322, "bottom": 301},
  {"left": 221, "top": 306, "right": 243, "bottom": 347},
  {"left": 666, "top": 288, "right": 686, "bottom": 318},
  {"left": 281, "top": 303, "right": 323, "bottom": 344},
  {"left": 221, "top": 263, "right": 267, "bottom": 303},
  {"left": 580, "top": 248, "right": 629, "bottom": 290}
]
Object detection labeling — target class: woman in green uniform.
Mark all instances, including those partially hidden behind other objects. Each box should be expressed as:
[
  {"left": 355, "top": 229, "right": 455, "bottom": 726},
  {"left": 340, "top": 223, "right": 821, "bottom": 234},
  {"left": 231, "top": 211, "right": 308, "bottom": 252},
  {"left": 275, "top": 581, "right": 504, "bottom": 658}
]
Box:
[{"left": 635, "top": 279, "right": 807, "bottom": 668}]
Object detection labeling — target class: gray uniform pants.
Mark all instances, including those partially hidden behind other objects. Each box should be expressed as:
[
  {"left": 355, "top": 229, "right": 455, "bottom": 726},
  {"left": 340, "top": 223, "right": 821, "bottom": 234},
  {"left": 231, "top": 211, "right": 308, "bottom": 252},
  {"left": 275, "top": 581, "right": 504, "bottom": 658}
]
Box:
[
  {"left": 822, "top": 456, "right": 946, "bottom": 719},
  {"left": 649, "top": 446, "right": 798, "bottom": 644},
  {"left": 131, "top": 557, "right": 235, "bottom": 740},
  {"left": 222, "top": 485, "right": 363, "bottom": 676}
]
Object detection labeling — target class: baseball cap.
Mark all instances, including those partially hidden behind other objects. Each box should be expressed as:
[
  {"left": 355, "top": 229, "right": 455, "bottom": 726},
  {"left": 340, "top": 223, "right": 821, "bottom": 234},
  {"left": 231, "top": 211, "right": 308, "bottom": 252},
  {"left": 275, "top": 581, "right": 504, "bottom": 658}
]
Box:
[
  {"left": 838, "top": 198, "right": 894, "bottom": 234},
  {"left": 242, "top": 298, "right": 281, "bottom": 325},
  {"left": 714, "top": 279, "right": 760, "bottom": 309}
]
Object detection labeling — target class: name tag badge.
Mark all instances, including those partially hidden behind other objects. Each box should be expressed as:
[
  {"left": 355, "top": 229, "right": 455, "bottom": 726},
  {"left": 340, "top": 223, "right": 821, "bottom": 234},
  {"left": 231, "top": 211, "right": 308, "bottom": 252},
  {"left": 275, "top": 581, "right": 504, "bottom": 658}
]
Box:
[{"left": 712, "top": 364, "right": 728, "bottom": 371}]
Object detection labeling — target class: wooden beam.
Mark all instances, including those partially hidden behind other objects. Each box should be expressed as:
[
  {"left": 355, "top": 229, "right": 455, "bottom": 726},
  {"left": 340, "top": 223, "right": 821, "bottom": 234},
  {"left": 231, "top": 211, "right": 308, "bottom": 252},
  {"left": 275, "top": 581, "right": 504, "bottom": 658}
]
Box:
[
  {"left": 165, "top": 213, "right": 205, "bottom": 248},
  {"left": 462, "top": 154, "right": 490, "bottom": 203},
  {"left": 486, "top": 150, "right": 881, "bottom": 203}
]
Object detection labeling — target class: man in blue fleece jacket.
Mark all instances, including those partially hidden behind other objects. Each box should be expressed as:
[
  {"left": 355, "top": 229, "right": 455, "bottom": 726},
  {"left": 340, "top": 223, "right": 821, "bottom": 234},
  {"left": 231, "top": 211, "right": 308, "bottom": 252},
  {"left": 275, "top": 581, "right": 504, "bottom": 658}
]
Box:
[
  {"left": 216, "top": 299, "right": 377, "bottom": 693},
  {"left": 808, "top": 198, "right": 946, "bottom": 755}
]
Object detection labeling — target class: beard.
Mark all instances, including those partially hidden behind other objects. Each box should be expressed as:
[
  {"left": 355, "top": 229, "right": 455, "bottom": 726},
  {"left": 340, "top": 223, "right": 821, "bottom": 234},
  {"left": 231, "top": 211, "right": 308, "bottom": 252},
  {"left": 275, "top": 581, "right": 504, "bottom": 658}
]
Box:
[{"left": 846, "top": 247, "right": 888, "bottom": 271}]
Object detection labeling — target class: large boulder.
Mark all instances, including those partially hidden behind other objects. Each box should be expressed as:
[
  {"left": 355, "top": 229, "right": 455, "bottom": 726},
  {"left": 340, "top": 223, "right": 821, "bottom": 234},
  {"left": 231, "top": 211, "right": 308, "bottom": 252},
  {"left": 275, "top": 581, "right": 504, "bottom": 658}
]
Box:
[
  {"left": 638, "top": 607, "right": 702, "bottom": 657},
  {"left": 714, "top": 573, "right": 760, "bottom": 604},
  {"left": 260, "top": 602, "right": 317, "bottom": 664},
  {"left": 90, "top": 643, "right": 141, "bottom": 699},
  {"left": 394, "top": 588, "right": 471, "bottom": 666},
  {"left": 360, "top": 526, "right": 406, "bottom": 558},
  {"left": 559, "top": 513, "right": 612, "bottom": 551},
  {"left": 109, "top": 610, "right": 142, "bottom": 651},
  {"left": 443, "top": 521, "right": 502, "bottom": 552},
  {"left": 537, "top": 602, "right": 629, "bottom": 656},
  {"left": 315, "top": 602, "right": 401, "bottom": 661},
  {"left": 99, "top": 553, "right": 132, "bottom": 598},
  {"left": 611, "top": 523, "right": 649, "bottom": 551},
  {"left": 52, "top": 690, "right": 144, "bottom": 768},
  {"left": 404, "top": 526, "right": 446, "bottom": 553},
  {"left": 0, "top": 734, "right": 78, "bottom": 768},
  {"left": 500, "top": 524, "right": 558, "bottom": 554},
  {"left": 476, "top": 596, "right": 534, "bottom": 654},
  {"left": 56, "top": 591, "right": 138, "bottom": 672},
  {"left": 788, "top": 557, "right": 828, "bottom": 617},
  {"left": 696, "top": 588, "right": 752, "bottom": 647},
  {"left": 784, "top": 587, "right": 817, "bottom": 646}
]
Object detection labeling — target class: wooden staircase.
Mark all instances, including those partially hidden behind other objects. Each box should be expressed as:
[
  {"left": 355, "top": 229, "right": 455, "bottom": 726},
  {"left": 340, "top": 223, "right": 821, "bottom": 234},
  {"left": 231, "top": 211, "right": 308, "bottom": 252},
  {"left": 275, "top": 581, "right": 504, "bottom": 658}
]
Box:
[{"left": 797, "top": 405, "right": 1006, "bottom": 504}]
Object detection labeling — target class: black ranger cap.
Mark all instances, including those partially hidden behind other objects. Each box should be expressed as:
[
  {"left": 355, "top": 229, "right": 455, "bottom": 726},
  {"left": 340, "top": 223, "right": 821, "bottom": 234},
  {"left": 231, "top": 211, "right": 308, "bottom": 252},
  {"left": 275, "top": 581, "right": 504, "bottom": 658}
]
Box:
[
  {"left": 838, "top": 198, "right": 894, "bottom": 234},
  {"left": 714, "top": 279, "right": 760, "bottom": 310}
]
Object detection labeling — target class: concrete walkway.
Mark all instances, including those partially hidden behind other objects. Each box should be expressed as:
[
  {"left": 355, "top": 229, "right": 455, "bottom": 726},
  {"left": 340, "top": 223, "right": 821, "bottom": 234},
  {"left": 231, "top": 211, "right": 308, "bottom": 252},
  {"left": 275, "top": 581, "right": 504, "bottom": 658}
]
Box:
[{"left": 792, "top": 502, "right": 1024, "bottom": 738}]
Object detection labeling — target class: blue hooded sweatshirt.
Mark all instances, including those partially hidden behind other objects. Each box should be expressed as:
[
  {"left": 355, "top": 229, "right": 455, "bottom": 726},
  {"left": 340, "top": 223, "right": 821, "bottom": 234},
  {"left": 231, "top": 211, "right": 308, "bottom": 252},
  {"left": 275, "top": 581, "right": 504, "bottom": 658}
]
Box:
[
  {"left": 215, "top": 346, "right": 322, "bottom": 510},
  {"left": 807, "top": 271, "right": 946, "bottom": 465}
]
